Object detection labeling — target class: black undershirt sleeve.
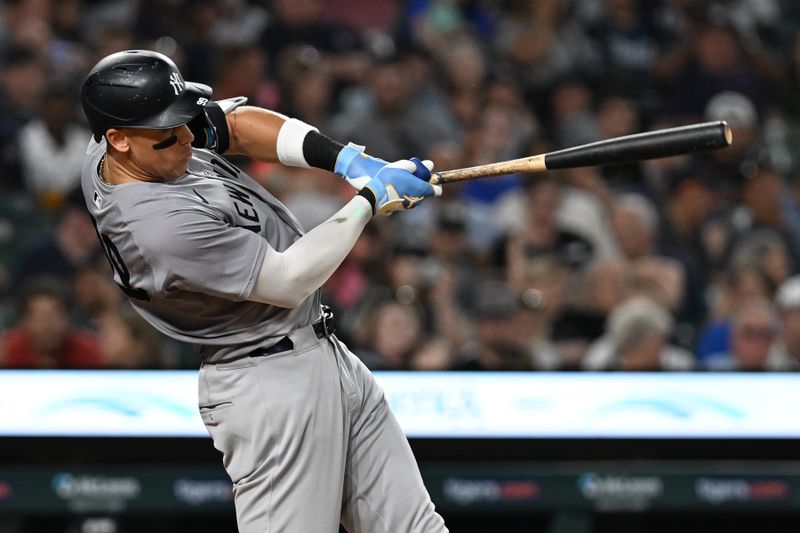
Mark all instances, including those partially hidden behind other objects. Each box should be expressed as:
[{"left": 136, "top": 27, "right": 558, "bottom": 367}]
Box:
[
  {"left": 357, "top": 187, "right": 377, "bottom": 214},
  {"left": 303, "top": 130, "right": 345, "bottom": 172}
]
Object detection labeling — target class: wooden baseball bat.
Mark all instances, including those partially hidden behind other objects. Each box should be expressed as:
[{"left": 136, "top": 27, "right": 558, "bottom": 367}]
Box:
[{"left": 430, "top": 121, "right": 732, "bottom": 185}]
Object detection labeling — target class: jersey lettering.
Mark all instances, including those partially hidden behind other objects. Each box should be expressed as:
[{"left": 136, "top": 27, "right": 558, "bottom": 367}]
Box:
[
  {"left": 224, "top": 183, "right": 260, "bottom": 223},
  {"left": 211, "top": 157, "right": 240, "bottom": 177},
  {"left": 193, "top": 189, "right": 209, "bottom": 204},
  {"left": 91, "top": 217, "right": 150, "bottom": 301}
]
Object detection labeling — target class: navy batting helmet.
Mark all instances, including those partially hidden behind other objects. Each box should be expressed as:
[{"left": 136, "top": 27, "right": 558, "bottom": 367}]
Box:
[{"left": 80, "top": 50, "right": 212, "bottom": 141}]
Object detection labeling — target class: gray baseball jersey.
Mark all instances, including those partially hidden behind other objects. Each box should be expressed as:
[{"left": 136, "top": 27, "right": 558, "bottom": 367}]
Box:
[
  {"left": 80, "top": 139, "right": 320, "bottom": 363},
  {"left": 80, "top": 138, "right": 448, "bottom": 533}
]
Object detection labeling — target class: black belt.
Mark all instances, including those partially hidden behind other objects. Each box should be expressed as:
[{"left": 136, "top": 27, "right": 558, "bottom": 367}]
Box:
[{"left": 251, "top": 305, "right": 336, "bottom": 357}]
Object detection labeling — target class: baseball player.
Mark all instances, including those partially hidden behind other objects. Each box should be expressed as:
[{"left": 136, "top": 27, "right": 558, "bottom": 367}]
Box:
[{"left": 79, "top": 50, "right": 447, "bottom": 532}]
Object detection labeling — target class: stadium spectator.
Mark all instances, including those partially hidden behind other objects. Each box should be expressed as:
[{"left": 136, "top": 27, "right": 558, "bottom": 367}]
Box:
[
  {"left": 451, "top": 279, "right": 530, "bottom": 371},
  {"left": 652, "top": 164, "right": 714, "bottom": 340},
  {"left": 211, "top": 44, "right": 279, "bottom": 110},
  {"left": 582, "top": 296, "right": 695, "bottom": 371},
  {"left": 611, "top": 192, "right": 685, "bottom": 314},
  {"left": 727, "top": 228, "right": 793, "bottom": 298},
  {"left": 355, "top": 299, "right": 425, "bottom": 370},
  {"left": 585, "top": 0, "right": 676, "bottom": 96},
  {"left": 696, "top": 262, "right": 772, "bottom": 363},
  {"left": 0, "top": 277, "right": 104, "bottom": 369},
  {"left": 0, "top": 45, "right": 45, "bottom": 192},
  {"left": 421, "top": 203, "right": 473, "bottom": 350},
  {"left": 544, "top": 258, "right": 630, "bottom": 370},
  {"left": 551, "top": 166, "right": 618, "bottom": 261},
  {"left": 667, "top": 17, "right": 772, "bottom": 120},
  {"left": 97, "top": 306, "right": 170, "bottom": 369},
  {"left": 513, "top": 255, "right": 567, "bottom": 371},
  {"left": 260, "top": 0, "right": 368, "bottom": 89},
  {"left": 704, "top": 298, "right": 780, "bottom": 371},
  {"left": 701, "top": 91, "right": 760, "bottom": 192},
  {"left": 766, "top": 275, "right": 800, "bottom": 370},
  {"left": 426, "top": 202, "right": 479, "bottom": 306},
  {"left": 71, "top": 259, "right": 124, "bottom": 325},
  {"left": 548, "top": 77, "right": 598, "bottom": 149},
  {"left": 321, "top": 222, "right": 385, "bottom": 347},
  {"left": 595, "top": 93, "right": 644, "bottom": 189},
  {"left": 438, "top": 36, "right": 488, "bottom": 134},
  {"left": 209, "top": 0, "right": 270, "bottom": 48},
  {"left": 458, "top": 101, "right": 534, "bottom": 210},
  {"left": 731, "top": 154, "right": 800, "bottom": 274},
  {"left": 778, "top": 29, "right": 800, "bottom": 177},
  {"left": 333, "top": 53, "right": 452, "bottom": 162},
  {"left": 657, "top": 163, "right": 717, "bottom": 280},
  {"left": 18, "top": 80, "right": 91, "bottom": 209},
  {"left": 500, "top": 176, "right": 594, "bottom": 285},
  {"left": 321, "top": 0, "right": 397, "bottom": 32},
  {"left": 13, "top": 187, "right": 100, "bottom": 293},
  {"left": 404, "top": 0, "right": 496, "bottom": 57},
  {"left": 274, "top": 45, "right": 336, "bottom": 132},
  {"left": 492, "top": 0, "right": 600, "bottom": 112}
]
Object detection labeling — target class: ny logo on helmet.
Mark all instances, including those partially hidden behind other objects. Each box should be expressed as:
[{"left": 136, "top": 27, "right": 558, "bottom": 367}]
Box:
[{"left": 169, "top": 72, "right": 184, "bottom": 95}]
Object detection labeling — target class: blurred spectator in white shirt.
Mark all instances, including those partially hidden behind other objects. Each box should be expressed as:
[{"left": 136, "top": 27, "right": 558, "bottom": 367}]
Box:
[
  {"left": 582, "top": 296, "right": 695, "bottom": 371},
  {"left": 18, "top": 81, "right": 90, "bottom": 210},
  {"left": 766, "top": 275, "right": 800, "bottom": 370}
]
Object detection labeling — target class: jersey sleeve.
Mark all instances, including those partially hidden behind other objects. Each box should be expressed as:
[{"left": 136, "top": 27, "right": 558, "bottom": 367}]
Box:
[{"left": 129, "top": 200, "right": 268, "bottom": 301}]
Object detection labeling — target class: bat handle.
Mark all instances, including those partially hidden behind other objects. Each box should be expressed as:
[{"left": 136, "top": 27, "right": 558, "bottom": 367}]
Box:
[{"left": 430, "top": 155, "right": 546, "bottom": 185}]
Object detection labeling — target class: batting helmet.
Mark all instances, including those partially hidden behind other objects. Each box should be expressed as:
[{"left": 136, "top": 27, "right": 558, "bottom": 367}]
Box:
[{"left": 80, "top": 50, "right": 212, "bottom": 141}]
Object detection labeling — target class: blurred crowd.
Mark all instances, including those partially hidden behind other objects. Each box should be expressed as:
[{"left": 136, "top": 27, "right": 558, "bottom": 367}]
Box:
[{"left": 2, "top": 0, "right": 800, "bottom": 372}]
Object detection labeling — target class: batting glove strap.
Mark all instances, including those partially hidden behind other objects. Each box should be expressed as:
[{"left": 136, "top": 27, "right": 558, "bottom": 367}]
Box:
[
  {"left": 334, "top": 143, "right": 388, "bottom": 191},
  {"left": 356, "top": 187, "right": 377, "bottom": 215}
]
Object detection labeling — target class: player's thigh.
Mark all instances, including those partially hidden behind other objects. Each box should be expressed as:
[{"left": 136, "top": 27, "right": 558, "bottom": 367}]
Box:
[
  {"left": 199, "top": 358, "right": 267, "bottom": 484},
  {"left": 199, "top": 345, "right": 348, "bottom": 532},
  {"left": 337, "top": 343, "right": 447, "bottom": 533}
]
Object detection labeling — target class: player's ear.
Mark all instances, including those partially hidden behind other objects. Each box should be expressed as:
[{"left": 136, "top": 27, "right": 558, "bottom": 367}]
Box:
[{"left": 105, "top": 128, "right": 131, "bottom": 153}]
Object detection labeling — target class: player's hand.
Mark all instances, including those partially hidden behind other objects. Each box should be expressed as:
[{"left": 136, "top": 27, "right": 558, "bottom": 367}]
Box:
[
  {"left": 334, "top": 142, "right": 388, "bottom": 190},
  {"left": 359, "top": 158, "right": 442, "bottom": 215}
]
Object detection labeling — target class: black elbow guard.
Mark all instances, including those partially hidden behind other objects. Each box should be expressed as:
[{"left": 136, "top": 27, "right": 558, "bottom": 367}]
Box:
[{"left": 188, "top": 101, "right": 231, "bottom": 154}]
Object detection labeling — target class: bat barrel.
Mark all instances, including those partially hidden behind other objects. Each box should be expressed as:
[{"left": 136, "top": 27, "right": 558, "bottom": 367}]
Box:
[{"left": 544, "top": 121, "right": 732, "bottom": 170}]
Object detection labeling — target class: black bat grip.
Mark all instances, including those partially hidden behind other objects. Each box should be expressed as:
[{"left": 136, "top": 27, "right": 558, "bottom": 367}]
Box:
[{"left": 544, "top": 121, "right": 732, "bottom": 170}]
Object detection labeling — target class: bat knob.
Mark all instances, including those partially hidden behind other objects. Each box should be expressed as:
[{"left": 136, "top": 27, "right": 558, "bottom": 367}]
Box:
[{"left": 722, "top": 121, "right": 734, "bottom": 146}]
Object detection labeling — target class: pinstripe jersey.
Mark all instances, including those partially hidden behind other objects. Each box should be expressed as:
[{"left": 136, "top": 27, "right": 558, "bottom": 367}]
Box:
[{"left": 80, "top": 139, "right": 321, "bottom": 363}]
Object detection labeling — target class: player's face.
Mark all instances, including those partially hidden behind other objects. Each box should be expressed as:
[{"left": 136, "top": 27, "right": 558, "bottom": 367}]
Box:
[{"left": 125, "top": 125, "right": 194, "bottom": 181}]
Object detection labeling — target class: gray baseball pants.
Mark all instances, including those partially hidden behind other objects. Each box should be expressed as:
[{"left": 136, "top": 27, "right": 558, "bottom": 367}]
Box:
[{"left": 198, "top": 323, "right": 448, "bottom": 533}]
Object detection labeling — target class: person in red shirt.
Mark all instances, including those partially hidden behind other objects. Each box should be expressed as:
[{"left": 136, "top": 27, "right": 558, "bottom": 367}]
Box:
[{"left": 0, "top": 278, "right": 104, "bottom": 368}]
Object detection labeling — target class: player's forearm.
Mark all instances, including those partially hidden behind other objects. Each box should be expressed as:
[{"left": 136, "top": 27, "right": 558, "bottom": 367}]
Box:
[{"left": 248, "top": 196, "right": 373, "bottom": 308}]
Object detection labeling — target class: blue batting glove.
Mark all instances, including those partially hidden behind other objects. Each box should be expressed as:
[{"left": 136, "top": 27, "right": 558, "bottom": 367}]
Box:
[
  {"left": 334, "top": 143, "right": 388, "bottom": 190},
  {"left": 359, "top": 159, "right": 442, "bottom": 215}
]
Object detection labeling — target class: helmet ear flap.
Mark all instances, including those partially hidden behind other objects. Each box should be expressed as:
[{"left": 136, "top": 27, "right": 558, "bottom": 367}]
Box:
[
  {"left": 187, "top": 108, "right": 216, "bottom": 151},
  {"left": 187, "top": 97, "right": 247, "bottom": 154}
]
